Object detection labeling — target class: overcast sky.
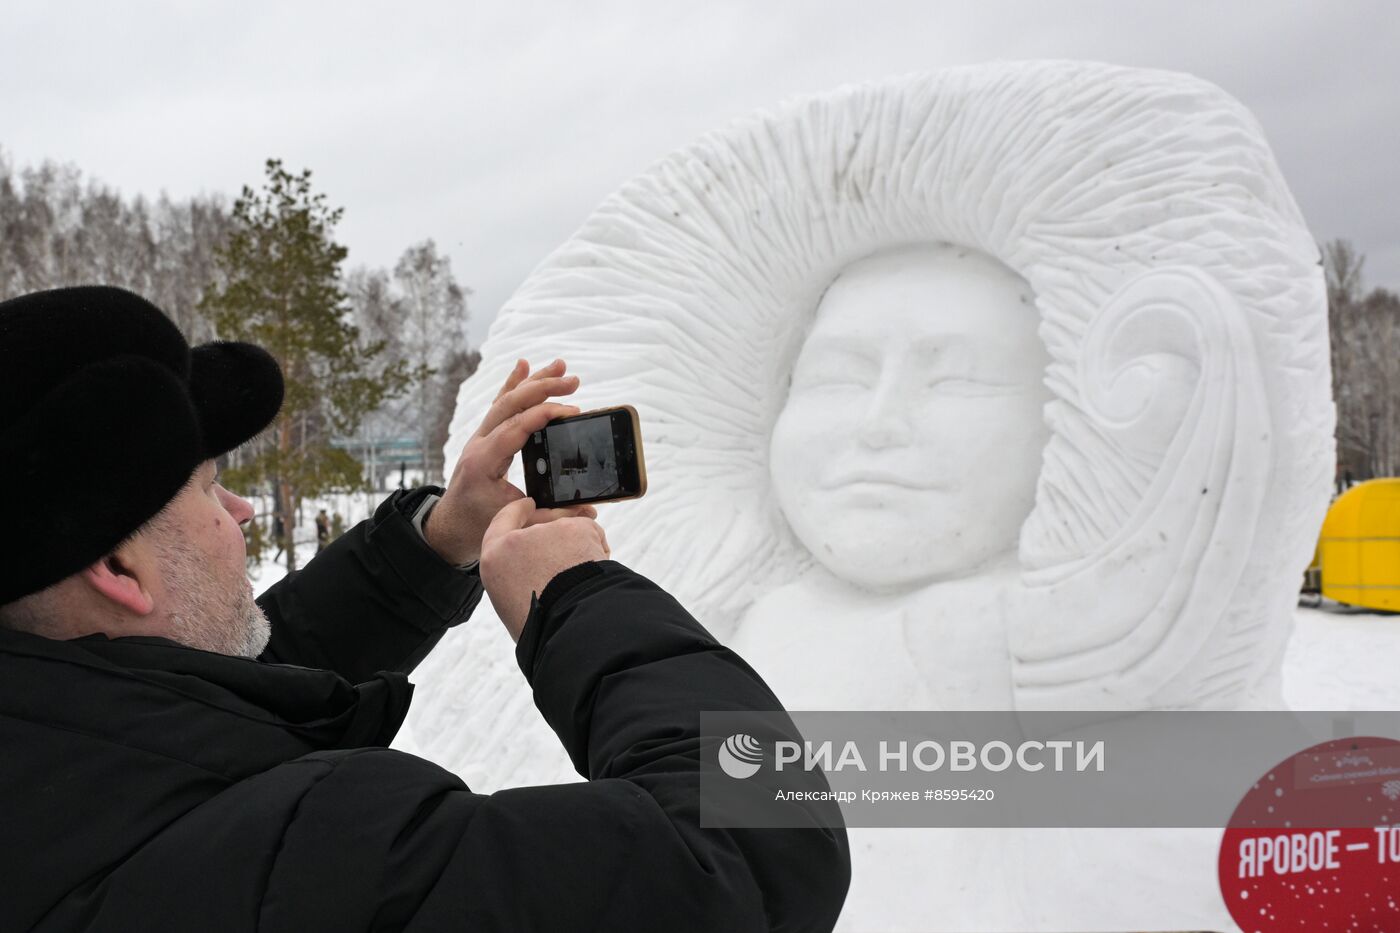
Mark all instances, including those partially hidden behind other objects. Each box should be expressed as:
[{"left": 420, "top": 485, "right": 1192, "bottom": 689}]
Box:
[{"left": 3, "top": 1, "right": 1395, "bottom": 344}]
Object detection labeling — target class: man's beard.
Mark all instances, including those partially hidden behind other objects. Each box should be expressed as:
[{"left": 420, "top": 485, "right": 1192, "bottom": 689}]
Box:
[{"left": 157, "top": 536, "right": 271, "bottom": 659}]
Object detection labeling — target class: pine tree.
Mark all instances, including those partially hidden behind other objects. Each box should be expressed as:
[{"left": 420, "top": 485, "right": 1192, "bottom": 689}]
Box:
[{"left": 201, "top": 159, "right": 416, "bottom": 572}]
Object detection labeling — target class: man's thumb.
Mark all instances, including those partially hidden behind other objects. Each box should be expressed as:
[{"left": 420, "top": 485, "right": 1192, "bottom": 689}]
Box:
[
  {"left": 524, "top": 504, "right": 597, "bottom": 527},
  {"left": 485, "top": 496, "right": 537, "bottom": 539}
]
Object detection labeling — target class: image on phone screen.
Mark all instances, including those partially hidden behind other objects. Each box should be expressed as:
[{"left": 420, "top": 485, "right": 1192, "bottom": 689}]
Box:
[{"left": 545, "top": 416, "right": 619, "bottom": 502}]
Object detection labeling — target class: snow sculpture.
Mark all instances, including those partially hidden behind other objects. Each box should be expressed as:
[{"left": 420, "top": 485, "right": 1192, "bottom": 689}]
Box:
[{"left": 401, "top": 61, "right": 1335, "bottom": 931}]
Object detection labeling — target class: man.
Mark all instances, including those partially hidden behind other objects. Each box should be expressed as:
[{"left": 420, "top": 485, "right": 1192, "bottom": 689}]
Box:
[
  {"left": 315, "top": 508, "right": 330, "bottom": 554},
  {"left": 272, "top": 512, "right": 286, "bottom": 563},
  {"left": 0, "top": 286, "right": 849, "bottom": 931}
]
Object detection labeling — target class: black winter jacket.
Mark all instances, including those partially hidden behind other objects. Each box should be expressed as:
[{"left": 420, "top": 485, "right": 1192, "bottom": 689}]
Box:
[{"left": 0, "top": 488, "right": 850, "bottom": 931}]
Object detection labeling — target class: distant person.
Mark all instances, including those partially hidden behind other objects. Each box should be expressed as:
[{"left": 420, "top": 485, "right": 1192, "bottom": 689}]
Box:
[
  {"left": 272, "top": 513, "right": 286, "bottom": 564},
  {"left": 315, "top": 509, "right": 330, "bottom": 554},
  {"left": 0, "top": 286, "right": 849, "bottom": 931}
]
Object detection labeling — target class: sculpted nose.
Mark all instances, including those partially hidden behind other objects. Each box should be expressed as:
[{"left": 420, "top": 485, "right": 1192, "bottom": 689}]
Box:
[
  {"left": 857, "top": 376, "right": 909, "bottom": 450},
  {"left": 857, "top": 416, "right": 900, "bottom": 450}
]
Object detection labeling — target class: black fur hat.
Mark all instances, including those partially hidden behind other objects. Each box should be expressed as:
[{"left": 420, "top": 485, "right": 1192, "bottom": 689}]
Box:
[{"left": 0, "top": 286, "right": 284, "bottom": 604}]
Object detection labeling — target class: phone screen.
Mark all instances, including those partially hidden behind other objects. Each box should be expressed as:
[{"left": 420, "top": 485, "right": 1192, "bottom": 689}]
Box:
[
  {"left": 545, "top": 415, "right": 619, "bottom": 501},
  {"left": 522, "top": 407, "right": 645, "bottom": 508}
]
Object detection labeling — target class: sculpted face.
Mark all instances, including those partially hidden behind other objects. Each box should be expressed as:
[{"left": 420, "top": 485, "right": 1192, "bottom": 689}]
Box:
[{"left": 769, "top": 243, "right": 1052, "bottom": 591}]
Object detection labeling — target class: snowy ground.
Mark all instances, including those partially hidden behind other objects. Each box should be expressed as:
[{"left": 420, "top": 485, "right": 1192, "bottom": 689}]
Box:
[
  {"left": 245, "top": 488, "right": 385, "bottom": 593},
  {"left": 1283, "top": 598, "right": 1400, "bottom": 709}
]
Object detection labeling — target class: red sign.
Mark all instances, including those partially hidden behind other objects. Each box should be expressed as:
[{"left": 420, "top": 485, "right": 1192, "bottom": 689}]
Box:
[{"left": 1218, "top": 737, "right": 1400, "bottom": 930}]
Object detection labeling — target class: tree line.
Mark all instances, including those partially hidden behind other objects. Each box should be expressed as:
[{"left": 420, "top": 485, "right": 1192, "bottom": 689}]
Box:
[
  {"left": 1324, "top": 239, "right": 1400, "bottom": 487},
  {"left": 0, "top": 152, "right": 477, "bottom": 571}
]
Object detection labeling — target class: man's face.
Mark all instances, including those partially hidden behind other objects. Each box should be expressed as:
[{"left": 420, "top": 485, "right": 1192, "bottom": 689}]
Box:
[{"left": 144, "top": 461, "right": 269, "bottom": 658}]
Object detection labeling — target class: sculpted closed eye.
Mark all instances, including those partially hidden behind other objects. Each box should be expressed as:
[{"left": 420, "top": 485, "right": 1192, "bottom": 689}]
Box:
[
  {"left": 792, "top": 360, "right": 876, "bottom": 391},
  {"left": 806, "top": 375, "right": 873, "bottom": 390},
  {"left": 926, "top": 377, "right": 1019, "bottom": 394}
]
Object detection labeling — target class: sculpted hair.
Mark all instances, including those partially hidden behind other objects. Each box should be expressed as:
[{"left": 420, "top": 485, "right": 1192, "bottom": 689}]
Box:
[
  {"left": 415, "top": 63, "right": 1332, "bottom": 792},
  {"left": 406, "top": 62, "right": 1335, "bottom": 792},
  {"left": 461, "top": 61, "right": 1327, "bottom": 619}
]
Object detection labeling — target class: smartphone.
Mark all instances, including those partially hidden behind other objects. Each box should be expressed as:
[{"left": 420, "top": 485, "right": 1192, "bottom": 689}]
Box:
[{"left": 521, "top": 405, "right": 648, "bottom": 508}]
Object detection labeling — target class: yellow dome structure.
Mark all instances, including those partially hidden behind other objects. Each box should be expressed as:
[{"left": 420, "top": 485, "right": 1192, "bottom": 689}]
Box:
[{"left": 1317, "top": 478, "right": 1400, "bottom": 612}]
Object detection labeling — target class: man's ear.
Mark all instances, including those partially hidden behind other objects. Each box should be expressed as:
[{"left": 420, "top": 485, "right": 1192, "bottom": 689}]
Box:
[{"left": 81, "top": 542, "right": 157, "bottom": 617}]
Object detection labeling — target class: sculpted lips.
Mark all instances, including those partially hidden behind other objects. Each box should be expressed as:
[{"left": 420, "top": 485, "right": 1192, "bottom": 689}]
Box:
[{"left": 819, "top": 469, "right": 939, "bottom": 491}]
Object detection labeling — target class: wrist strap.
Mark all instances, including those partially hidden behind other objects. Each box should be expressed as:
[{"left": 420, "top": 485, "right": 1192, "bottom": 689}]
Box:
[{"left": 412, "top": 494, "right": 480, "bottom": 573}]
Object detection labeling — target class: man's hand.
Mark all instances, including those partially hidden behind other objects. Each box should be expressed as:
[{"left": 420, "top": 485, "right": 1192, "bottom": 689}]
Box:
[
  {"left": 422, "top": 358, "right": 581, "bottom": 566},
  {"left": 479, "top": 496, "right": 611, "bottom": 641}
]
